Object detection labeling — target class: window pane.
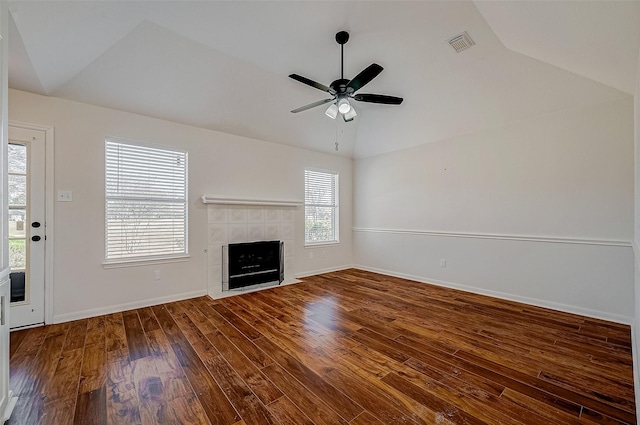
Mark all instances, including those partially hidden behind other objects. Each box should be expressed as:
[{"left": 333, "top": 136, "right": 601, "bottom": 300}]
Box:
[
  {"left": 8, "top": 144, "right": 27, "bottom": 174},
  {"left": 105, "top": 138, "right": 188, "bottom": 261},
  {"left": 106, "top": 199, "right": 186, "bottom": 259},
  {"left": 9, "top": 239, "right": 26, "bottom": 270},
  {"left": 9, "top": 209, "right": 26, "bottom": 239},
  {"left": 304, "top": 169, "right": 338, "bottom": 244},
  {"left": 305, "top": 206, "right": 335, "bottom": 242},
  {"left": 8, "top": 175, "right": 26, "bottom": 206},
  {"left": 10, "top": 272, "right": 26, "bottom": 303}
]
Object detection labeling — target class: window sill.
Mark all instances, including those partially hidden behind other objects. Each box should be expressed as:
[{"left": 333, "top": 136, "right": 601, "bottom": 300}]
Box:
[
  {"left": 304, "top": 241, "right": 340, "bottom": 248},
  {"left": 103, "top": 254, "right": 191, "bottom": 269}
]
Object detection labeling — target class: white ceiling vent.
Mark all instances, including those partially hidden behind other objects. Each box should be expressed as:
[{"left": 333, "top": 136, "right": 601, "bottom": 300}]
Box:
[{"left": 447, "top": 31, "right": 475, "bottom": 53}]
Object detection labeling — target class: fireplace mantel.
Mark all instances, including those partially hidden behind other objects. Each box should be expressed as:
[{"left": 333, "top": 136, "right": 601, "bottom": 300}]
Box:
[{"left": 201, "top": 195, "right": 302, "bottom": 207}]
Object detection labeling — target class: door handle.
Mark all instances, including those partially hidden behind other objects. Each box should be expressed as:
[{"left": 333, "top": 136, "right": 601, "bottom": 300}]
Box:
[
  {"left": 32, "top": 235, "right": 41, "bottom": 242},
  {"left": 1, "top": 295, "right": 5, "bottom": 326}
]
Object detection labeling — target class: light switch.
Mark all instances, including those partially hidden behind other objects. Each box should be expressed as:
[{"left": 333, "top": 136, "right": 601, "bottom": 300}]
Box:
[{"left": 57, "top": 190, "right": 73, "bottom": 202}]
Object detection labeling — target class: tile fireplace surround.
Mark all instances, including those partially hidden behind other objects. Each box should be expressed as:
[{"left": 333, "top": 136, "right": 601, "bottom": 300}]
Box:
[{"left": 203, "top": 196, "right": 301, "bottom": 298}]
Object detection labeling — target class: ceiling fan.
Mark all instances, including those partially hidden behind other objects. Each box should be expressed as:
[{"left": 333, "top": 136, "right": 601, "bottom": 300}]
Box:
[{"left": 289, "top": 31, "right": 403, "bottom": 122}]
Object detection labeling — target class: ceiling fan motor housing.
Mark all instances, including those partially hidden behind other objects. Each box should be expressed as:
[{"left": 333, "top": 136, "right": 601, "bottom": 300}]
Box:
[
  {"left": 330, "top": 79, "right": 352, "bottom": 95},
  {"left": 335, "top": 31, "right": 350, "bottom": 45}
]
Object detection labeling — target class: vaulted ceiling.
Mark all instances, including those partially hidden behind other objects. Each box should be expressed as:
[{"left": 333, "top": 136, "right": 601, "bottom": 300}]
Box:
[{"left": 7, "top": 1, "right": 640, "bottom": 158}]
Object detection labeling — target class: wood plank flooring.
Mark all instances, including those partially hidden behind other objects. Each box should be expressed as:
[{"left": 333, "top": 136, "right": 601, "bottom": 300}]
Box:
[{"left": 8, "top": 269, "right": 636, "bottom": 424}]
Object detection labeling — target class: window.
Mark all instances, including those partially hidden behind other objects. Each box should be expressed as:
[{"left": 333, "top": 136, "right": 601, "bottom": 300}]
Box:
[
  {"left": 105, "top": 138, "right": 187, "bottom": 262},
  {"left": 8, "top": 143, "right": 27, "bottom": 273},
  {"left": 305, "top": 169, "right": 339, "bottom": 244}
]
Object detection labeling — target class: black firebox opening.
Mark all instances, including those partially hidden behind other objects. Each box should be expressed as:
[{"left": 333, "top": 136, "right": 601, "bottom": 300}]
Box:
[{"left": 228, "top": 240, "right": 284, "bottom": 290}]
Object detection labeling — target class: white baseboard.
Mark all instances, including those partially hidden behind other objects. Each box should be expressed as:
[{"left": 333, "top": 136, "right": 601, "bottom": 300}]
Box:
[
  {"left": 52, "top": 289, "right": 207, "bottom": 324},
  {"left": 295, "top": 264, "right": 355, "bottom": 279},
  {"left": 632, "top": 321, "right": 640, "bottom": 420},
  {"left": 355, "top": 265, "right": 633, "bottom": 325},
  {"left": 632, "top": 243, "right": 640, "bottom": 418}
]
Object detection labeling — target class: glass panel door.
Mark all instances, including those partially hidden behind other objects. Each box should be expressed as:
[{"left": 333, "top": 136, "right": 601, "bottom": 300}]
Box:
[{"left": 9, "top": 124, "right": 45, "bottom": 329}]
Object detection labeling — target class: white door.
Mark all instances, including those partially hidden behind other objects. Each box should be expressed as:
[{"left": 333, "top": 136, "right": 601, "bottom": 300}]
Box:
[{"left": 8, "top": 125, "right": 45, "bottom": 329}]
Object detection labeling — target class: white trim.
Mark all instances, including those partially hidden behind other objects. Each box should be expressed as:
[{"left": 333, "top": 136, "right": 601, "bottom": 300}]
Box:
[
  {"left": 7, "top": 121, "right": 51, "bottom": 133},
  {"left": 8, "top": 121, "right": 55, "bottom": 325},
  {"left": 52, "top": 289, "right": 206, "bottom": 324},
  {"left": 353, "top": 265, "right": 634, "bottom": 325},
  {"left": 631, "top": 242, "right": 640, "bottom": 419},
  {"left": 353, "top": 227, "right": 631, "bottom": 247},
  {"left": 44, "top": 126, "right": 54, "bottom": 325},
  {"left": 295, "top": 264, "right": 354, "bottom": 279},
  {"left": 103, "top": 254, "right": 190, "bottom": 269},
  {"left": 304, "top": 242, "right": 341, "bottom": 248},
  {"left": 631, "top": 320, "right": 640, "bottom": 420},
  {"left": 0, "top": 268, "right": 9, "bottom": 282},
  {"left": 201, "top": 195, "right": 302, "bottom": 207}
]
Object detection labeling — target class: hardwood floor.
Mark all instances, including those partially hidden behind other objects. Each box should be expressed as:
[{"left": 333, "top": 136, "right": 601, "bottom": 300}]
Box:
[{"left": 7, "top": 269, "right": 636, "bottom": 424}]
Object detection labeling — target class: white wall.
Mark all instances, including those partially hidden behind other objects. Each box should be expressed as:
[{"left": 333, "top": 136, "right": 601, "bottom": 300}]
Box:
[
  {"left": 7, "top": 86, "right": 634, "bottom": 324},
  {"left": 355, "top": 97, "right": 635, "bottom": 322},
  {"left": 8, "top": 89, "right": 353, "bottom": 323}
]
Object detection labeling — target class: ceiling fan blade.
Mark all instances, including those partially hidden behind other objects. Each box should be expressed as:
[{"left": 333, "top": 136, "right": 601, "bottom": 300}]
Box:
[
  {"left": 289, "top": 74, "right": 332, "bottom": 93},
  {"left": 347, "top": 63, "right": 383, "bottom": 92},
  {"left": 291, "top": 98, "right": 335, "bottom": 113},
  {"left": 353, "top": 93, "right": 403, "bottom": 105}
]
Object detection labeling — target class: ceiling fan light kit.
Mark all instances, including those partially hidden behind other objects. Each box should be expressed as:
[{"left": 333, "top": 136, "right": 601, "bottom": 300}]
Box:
[
  {"left": 325, "top": 103, "right": 338, "bottom": 119},
  {"left": 289, "top": 31, "right": 403, "bottom": 122},
  {"left": 337, "top": 98, "right": 351, "bottom": 114},
  {"left": 343, "top": 106, "right": 357, "bottom": 122}
]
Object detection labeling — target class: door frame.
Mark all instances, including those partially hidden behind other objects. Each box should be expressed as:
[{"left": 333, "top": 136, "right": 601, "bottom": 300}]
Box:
[{"left": 8, "top": 121, "right": 54, "bottom": 325}]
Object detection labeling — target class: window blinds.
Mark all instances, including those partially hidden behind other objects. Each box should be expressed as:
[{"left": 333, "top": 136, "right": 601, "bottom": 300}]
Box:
[{"left": 105, "top": 139, "right": 187, "bottom": 261}]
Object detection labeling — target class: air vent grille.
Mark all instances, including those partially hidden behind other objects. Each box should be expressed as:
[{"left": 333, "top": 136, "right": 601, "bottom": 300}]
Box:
[{"left": 448, "top": 31, "right": 475, "bottom": 53}]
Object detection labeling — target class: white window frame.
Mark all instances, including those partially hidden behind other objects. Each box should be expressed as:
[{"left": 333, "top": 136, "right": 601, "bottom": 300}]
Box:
[
  {"left": 304, "top": 168, "right": 339, "bottom": 246},
  {"left": 104, "top": 137, "right": 188, "bottom": 266}
]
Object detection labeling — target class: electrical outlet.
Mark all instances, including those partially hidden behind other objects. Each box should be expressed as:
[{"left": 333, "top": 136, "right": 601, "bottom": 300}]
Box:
[
  {"left": 440, "top": 259, "right": 447, "bottom": 268},
  {"left": 321, "top": 248, "right": 326, "bottom": 258},
  {"left": 309, "top": 251, "right": 314, "bottom": 260},
  {"left": 154, "top": 270, "right": 161, "bottom": 281}
]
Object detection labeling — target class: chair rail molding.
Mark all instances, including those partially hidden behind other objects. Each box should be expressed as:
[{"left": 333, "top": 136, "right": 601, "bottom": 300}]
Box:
[{"left": 352, "top": 227, "right": 631, "bottom": 247}]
